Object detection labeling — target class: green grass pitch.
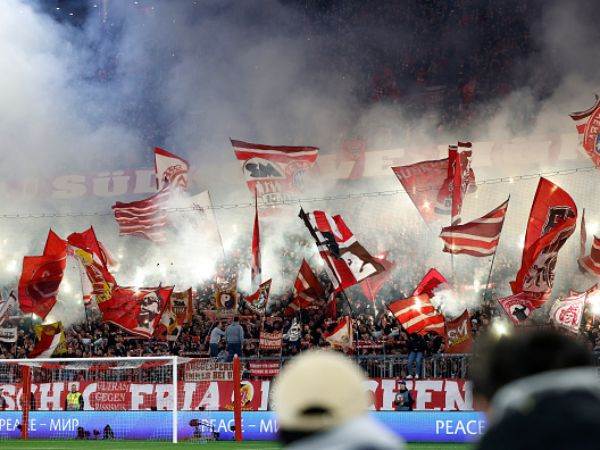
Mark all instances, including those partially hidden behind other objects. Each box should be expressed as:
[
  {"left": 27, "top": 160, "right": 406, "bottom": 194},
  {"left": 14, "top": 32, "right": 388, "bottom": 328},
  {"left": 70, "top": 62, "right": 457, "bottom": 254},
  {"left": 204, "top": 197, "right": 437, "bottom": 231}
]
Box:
[{"left": 0, "top": 440, "right": 473, "bottom": 450}]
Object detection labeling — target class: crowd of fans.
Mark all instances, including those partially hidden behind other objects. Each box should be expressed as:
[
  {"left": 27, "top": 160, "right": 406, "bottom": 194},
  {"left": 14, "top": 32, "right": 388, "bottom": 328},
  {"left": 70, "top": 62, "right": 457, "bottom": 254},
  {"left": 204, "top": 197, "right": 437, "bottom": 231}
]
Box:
[{"left": 1, "top": 201, "right": 598, "bottom": 375}]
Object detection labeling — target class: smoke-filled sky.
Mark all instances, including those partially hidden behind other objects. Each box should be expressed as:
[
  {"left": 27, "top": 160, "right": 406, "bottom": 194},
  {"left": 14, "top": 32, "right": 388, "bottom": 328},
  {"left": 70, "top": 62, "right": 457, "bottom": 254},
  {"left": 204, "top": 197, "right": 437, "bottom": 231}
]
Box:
[{"left": 1, "top": 0, "right": 600, "bottom": 324}]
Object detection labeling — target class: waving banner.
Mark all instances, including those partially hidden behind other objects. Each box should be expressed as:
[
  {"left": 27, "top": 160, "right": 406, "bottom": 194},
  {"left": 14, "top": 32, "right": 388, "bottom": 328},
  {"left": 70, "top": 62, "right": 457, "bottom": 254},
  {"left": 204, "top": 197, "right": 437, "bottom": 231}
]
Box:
[
  {"left": 18, "top": 230, "right": 67, "bottom": 319},
  {"left": 98, "top": 286, "right": 172, "bottom": 338},
  {"left": 299, "top": 208, "right": 385, "bottom": 292},
  {"left": 232, "top": 139, "right": 318, "bottom": 206},
  {"left": 510, "top": 178, "right": 577, "bottom": 306},
  {"left": 445, "top": 310, "right": 472, "bottom": 353}
]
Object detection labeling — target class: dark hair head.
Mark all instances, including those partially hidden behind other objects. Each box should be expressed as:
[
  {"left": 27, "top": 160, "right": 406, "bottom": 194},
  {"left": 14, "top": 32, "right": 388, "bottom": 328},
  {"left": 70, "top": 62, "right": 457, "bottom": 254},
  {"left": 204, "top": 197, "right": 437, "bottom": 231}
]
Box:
[{"left": 470, "top": 328, "right": 593, "bottom": 401}]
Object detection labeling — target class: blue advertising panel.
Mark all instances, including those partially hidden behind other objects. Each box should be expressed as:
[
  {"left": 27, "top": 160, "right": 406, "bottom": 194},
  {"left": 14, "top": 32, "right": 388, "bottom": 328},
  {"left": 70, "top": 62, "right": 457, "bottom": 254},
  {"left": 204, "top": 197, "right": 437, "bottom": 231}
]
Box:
[{"left": 0, "top": 411, "right": 486, "bottom": 443}]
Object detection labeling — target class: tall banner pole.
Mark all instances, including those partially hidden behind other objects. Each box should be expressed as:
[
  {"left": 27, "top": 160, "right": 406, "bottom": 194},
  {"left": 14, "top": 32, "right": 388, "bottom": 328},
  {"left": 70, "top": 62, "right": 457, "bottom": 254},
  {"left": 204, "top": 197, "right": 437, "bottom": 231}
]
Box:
[{"left": 483, "top": 196, "right": 510, "bottom": 305}]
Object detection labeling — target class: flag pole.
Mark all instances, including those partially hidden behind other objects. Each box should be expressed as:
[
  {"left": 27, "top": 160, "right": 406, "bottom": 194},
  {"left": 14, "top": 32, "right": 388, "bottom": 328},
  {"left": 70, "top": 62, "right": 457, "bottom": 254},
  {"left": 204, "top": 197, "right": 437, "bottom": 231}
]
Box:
[
  {"left": 483, "top": 196, "right": 510, "bottom": 306},
  {"left": 206, "top": 190, "right": 226, "bottom": 260}
]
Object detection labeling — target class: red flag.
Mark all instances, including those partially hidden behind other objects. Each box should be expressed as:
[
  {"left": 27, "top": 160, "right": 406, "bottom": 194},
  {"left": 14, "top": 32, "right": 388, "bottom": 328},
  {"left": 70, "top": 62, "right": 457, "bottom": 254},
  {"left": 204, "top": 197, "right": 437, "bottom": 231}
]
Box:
[
  {"left": 299, "top": 208, "right": 385, "bottom": 292},
  {"left": 440, "top": 198, "right": 509, "bottom": 257},
  {"left": 98, "top": 286, "right": 172, "bottom": 338},
  {"left": 392, "top": 158, "right": 449, "bottom": 223},
  {"left": 444, "top": 310, "right": 472, "bottom": 353},
  {"left": 251, "top": 190, "right": 261, "bottom": 289},
  {"left": 67, "top": 227, "right": 116, "bottom": 305},
  {"left": 172, "top": 288, "right": 193, "bottom": 325},
  {"left": 285, "top": 260, "right": 325, "bottom": 315},
  {"left": 413, "top": 268, "right": 446, "bottom": 296},
  {"left": 18, "top": 230, "right": 67, "bottom": 319},
  {"left": 510, "top": 178, "right": 577, "bottom": 305},
  {"left": 579, "top": 236, "right": 600, "bottom": 278},
  {"left": 498, "top": 293, "right": 538, "bottom": 325},
  {"left": 436, "top": 142, "right": 475, "bottom": 224},
  {"left": 569, "top": 95, "right": 600, "bottom": 167},
  {"left": 29, "top": 322, "right": 66, "bottom": 358},
  {"left": 231, "top": 139, "right": 319, "bottom": 206},
  {"left": 360, "top": 253, "right": 395, "bottom": 302},
  {"left": 392, "top": 145, "right": 474, "bottom": 224},
  {"left": 155, "top": 288, "right": 193, "bottom": 341},
  {"left": 245, "top": 279, "right": 272, "bottom": 315},
  {"left": 154, "top": 147, "right": 189, "bottom": 190}
]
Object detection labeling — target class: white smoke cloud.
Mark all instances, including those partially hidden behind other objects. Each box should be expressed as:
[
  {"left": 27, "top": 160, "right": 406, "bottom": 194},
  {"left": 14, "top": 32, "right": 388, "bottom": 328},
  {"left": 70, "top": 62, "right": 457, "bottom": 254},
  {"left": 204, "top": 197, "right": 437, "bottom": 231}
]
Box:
[{"left": 1, "top": 0, "right": 600, "bottom": 327}]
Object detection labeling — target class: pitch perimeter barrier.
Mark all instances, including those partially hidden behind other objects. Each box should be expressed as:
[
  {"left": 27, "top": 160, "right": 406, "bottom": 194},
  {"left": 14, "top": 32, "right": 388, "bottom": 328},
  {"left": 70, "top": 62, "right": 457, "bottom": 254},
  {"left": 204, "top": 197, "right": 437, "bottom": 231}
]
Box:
[{"left": 0, "top": 410, "right": 487, "bottom": 443}]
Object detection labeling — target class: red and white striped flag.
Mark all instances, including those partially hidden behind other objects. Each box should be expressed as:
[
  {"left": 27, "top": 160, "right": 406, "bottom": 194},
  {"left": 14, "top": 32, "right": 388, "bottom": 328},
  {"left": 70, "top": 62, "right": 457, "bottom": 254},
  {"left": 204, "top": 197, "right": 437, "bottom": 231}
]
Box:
[
  {"left": 388, "top": 293, "right": 445, "bottom": 335},
  {"left": 112, "top": 189, "right": 171, "bottom": 242},
  {"left": 251, "top": 190, "right": 261, "bottom": 289},
  {"left": 579, "top": 236, "right": 600, "bottom": 278},
  {"left": 113, "top": 148, "right": 189, "bottom": 242},
  {"left": 570, "top": 95, "right": 600, "bottom": 167},
  {"left": 439, "top": 198, "right": 509, "bottom": 257},
  {"left": 285, "top": 259, "right": 325, "bottom": 315},
  {"left": 388, "top": 269, "right": 447, "bottom": 335}
]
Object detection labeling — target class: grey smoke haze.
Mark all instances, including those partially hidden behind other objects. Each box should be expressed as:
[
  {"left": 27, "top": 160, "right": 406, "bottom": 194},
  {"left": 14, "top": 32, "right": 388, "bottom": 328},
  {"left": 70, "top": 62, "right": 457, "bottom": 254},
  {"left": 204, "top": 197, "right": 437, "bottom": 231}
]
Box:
[{"left": 0, "top": 0, "right": 600, "bottom": 325}]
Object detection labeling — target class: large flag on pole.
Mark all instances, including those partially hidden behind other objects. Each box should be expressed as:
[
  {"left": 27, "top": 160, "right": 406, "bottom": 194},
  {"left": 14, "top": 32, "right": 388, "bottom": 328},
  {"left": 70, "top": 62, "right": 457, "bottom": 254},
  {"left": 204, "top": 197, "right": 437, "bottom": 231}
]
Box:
[
  {"left": 299, "top": 208, "right": 385, "bottom": 292},
  {"left": 67, "top": 227, "right": 116, "bottom": 305},
  {"left": 112, "top": 190, "right": 171, "bottom": 242},
  {"left": 18, "top": 230, "right": 67, "bottom": 319},
  {"left": 391, "top": 158, "right": 449, "bottom": 223},
  {"left": 285, "top": 259, "right": 325, "bottom": 315},
  {"left": 113, "top": 148, "right": 189, "bottom": 242},
  {"left": 392, "top": 142, "right": 475, "bottom": 224},
  {"left": 387, "top": 269, "right": 447, "bottom": 335},
  {"left": 231, "top": 139, "right": 319, "bottom": 206},
  {"left": 413, "top": 268, "right": 446, "bottom": 296},
  {"left": 497, "top": 293, "right": 538, "bottom": 325},
  {"left": 154, "top": 147, "right": 189, "bottom": 190},
  {"left": 510, "top": 178, "right": 577, "bottom": 306},
  {"left": 439, "top": 198, "right": 509, "bottom": 257},
  {"left": 569, "top": 95, "right": 600, "bottom": 167},
  {"left": 97, "top": 286, "right": 172, "bottom": 338},
  {"left": 251, "top": 190, "right": 261, "bottom": 289},
  {"left": 245, "top": 279, "right": 272, "bottom": 315},
  {"left": 388, "top": 293, "right": 445, "bottom": 335}
]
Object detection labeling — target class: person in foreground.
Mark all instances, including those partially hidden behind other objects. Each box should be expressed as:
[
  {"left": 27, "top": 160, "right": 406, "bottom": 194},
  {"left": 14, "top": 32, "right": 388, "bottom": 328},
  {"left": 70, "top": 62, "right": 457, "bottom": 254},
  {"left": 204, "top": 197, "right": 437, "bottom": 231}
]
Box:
[
  {"left": 272, "top": 350, "right": 404, "bottom": 450},
  {"left": 471, "top": 328, "right": 600, "bottom": 450}
]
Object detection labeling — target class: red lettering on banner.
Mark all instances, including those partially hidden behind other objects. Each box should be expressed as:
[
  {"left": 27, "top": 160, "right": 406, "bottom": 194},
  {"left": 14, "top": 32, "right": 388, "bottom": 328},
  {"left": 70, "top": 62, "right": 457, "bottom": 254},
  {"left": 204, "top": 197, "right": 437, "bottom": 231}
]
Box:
[{"left": 0, "top": 378, "right": 473, "bottom": 411}]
